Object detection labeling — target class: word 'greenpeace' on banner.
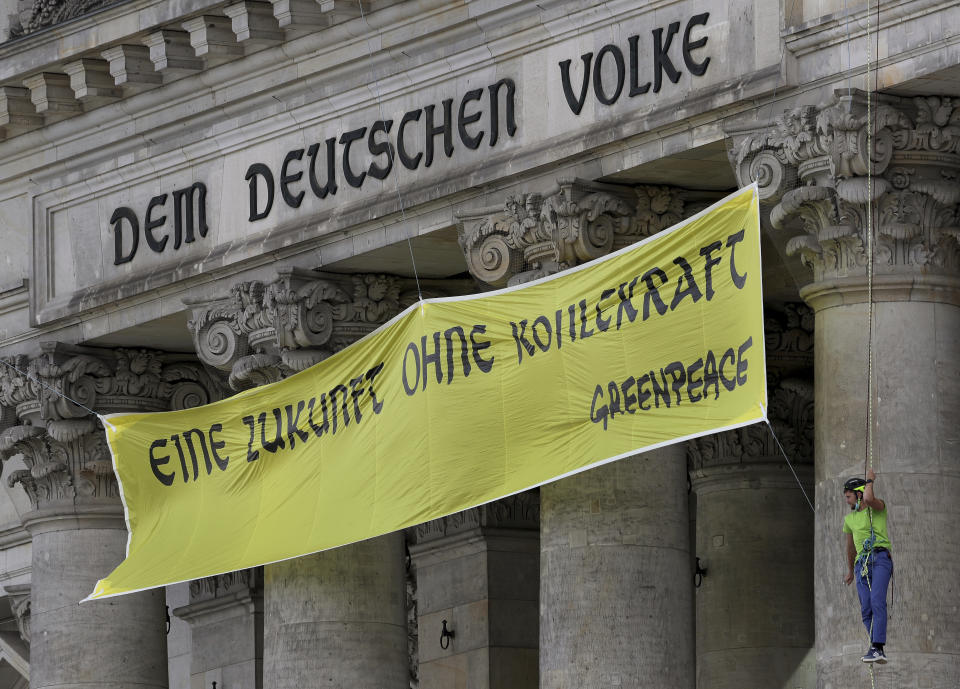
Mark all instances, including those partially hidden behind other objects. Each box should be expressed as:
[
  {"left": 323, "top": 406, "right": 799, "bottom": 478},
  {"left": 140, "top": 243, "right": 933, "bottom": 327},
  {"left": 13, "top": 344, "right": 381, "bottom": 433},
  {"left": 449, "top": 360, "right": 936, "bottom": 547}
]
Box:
[{"left": 591, "top": 336, "right": 754, "bottom": 429}]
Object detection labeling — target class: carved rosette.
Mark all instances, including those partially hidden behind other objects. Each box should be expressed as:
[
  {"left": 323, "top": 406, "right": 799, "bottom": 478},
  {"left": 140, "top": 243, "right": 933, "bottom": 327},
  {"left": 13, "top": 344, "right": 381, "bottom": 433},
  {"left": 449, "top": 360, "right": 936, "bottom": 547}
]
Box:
[
  {"left": 731, "top": 90, "right": 960, "bottom": 286},
  {"left": 188, "top": 269, "right": 414, "bottom": 390},
  {"left": 688, "top": 305, "right": 814, "bottom": 472},
  {"left": 456, "top": 180, "right": 692, "bottom": 287},
  {"left": 0, "top": 345, "right": 225, "bottom": 510}
]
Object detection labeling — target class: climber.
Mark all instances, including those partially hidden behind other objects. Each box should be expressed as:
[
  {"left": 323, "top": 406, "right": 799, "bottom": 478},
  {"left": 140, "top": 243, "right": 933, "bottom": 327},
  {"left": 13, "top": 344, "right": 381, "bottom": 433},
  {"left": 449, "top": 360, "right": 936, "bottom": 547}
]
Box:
[{"left": 842, "top": 468, "right": 892, "bottom": 664}]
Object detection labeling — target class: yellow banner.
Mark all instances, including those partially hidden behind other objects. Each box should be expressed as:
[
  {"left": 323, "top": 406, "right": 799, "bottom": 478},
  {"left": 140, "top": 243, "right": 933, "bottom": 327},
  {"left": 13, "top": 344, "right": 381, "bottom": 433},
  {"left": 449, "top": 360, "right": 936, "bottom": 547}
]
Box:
[{"left": 88, "top": 184, "right": 765, "bottom": 600}]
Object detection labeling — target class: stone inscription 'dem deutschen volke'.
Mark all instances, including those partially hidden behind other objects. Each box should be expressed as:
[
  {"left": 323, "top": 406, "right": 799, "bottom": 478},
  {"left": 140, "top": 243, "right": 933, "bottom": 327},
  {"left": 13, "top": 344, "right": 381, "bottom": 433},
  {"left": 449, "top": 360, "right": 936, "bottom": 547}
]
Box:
[{"left": 107, "top": 12, "right": 712, "bottom": 267}]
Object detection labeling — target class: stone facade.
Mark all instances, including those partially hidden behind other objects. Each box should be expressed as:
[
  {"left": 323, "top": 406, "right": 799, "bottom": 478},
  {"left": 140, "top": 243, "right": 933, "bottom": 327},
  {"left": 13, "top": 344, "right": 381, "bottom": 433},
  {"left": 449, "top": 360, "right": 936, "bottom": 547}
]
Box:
[{"left": 0, "top": 0, "right": 958, "bottom": 688}]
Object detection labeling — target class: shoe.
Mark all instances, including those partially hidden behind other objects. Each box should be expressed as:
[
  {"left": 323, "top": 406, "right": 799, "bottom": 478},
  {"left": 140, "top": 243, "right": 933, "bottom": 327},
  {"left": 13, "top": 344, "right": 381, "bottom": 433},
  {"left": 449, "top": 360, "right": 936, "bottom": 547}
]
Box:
[{"left": 861, "top": 647, "right": 887, "bottom": 664}]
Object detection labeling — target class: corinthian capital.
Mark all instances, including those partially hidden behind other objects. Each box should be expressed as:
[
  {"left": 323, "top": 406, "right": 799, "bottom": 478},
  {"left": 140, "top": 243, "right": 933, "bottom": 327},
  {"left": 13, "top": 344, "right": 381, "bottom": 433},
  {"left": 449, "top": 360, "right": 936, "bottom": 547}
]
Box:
[
  {"left": 688, "top": 304, "right": 814, "bottom": 472},
  {"left": 0, "top": 344, "right": 225, "bottom": 509},
  {"left": 456, "top": 179, "right": 696, "bottom": 287},
  {"left": 188, "top": 270, "right": 417, "bottom": 390},
  {"left": 731, "top": 90, "right": 960, "bottom": 287}
]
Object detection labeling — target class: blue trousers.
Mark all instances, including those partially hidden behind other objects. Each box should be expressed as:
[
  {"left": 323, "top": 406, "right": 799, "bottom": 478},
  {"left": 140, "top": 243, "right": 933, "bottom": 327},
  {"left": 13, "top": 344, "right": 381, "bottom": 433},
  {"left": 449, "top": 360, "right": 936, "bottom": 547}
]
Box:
[{"left": 856, "top": 549, "right": 893, "bottom": 645}]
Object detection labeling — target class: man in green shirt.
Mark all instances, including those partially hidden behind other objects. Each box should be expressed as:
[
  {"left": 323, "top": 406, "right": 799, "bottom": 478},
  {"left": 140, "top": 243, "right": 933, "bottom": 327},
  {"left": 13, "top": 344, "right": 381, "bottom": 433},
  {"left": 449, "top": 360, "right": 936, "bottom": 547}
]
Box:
[{"left": 843, "top": 468, "right": 893, "bottom": 663}]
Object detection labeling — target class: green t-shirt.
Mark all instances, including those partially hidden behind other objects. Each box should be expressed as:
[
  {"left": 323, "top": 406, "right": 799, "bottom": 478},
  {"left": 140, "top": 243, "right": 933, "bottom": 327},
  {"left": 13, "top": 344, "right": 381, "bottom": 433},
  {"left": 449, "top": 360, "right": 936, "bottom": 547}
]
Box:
[{"left": 843, "top": 505, "right": 892, "bottom": 557}]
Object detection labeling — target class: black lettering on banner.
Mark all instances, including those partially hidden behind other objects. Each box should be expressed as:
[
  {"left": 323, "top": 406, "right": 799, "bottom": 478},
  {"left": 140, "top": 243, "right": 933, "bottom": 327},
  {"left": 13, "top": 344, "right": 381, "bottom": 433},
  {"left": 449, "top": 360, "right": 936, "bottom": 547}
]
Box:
[
  {"left": 687, "top": 358, "right": 704, "bottom": 402},
  {"left": 699, "top": 241, "right": 723, "bottom": 300},
  {"left": 670, "top": 256, "right": 703, "bottom": 310},
  {"left": 726, "top": 229, "right": 748, "bottom": 288},
  {"left": 242, "top": 415, "right": 259, "bottom": 462},
  {"left": 402, "top": 342, "right": 421, "bottom": 396},
  {"left": 470, "top": 325, "right": 495, "bottom": 373},
  {"left": 366, "top": 362, "right": 386, "bottom": 413},
  {"left": 349, "top": 375, "right": 366, "bottom": 423},
  {"left": 285, "top": 401, "right": 309, "bottom": 449},
  {"left": 209, "top": 424, "right": 229, "bottom": 471},
  {"left": 719, "top": 348, "right": 737, "bottom": 391},
  {"left": 245, "top": 163, "right": 275, "bottom": 221},
  {"left": 444, "top": 326, "right": 472, "bottom": 382},
  {"left": 587, "top": 337, "right": 754, "bottom": 429},
  {"left": 596, "top": 288, "right": 616, "bottom": 332},
  {"left": 421, "top": 332, "right": 443, "bottom": 389},
  {"left": 590, "top": 384, "right": 608, "bottom": 430},
  {"left": 260, "top": 409, "right": 286, "bottom": 452},
  {"left": 172, "top": 434, "right": 188, "bottom": 480},
  {"left": 737, "top": 336, "right": 752, "bottom": 384},
  {"left": 616, "top": 279, "right": 640, "bottom": 329},
  {"left": 703, "top": 350, "right": 719, "bottom": 400},
  {"left": 637, "top": 373, "right": 652, "bottom": 410},
  {"left": 182, "top": 428, "right": 211, "bottom": 479},
  {"left": 511, "top": 320, "right": 536, "bottom": 364},
  {"left": 621, "top": 376, "right": 637, "bottom": 413},
  {"left": 329, "top": 384, "right": 350, "bottom": 433},
  {"left": 532, "top": 315, "right": 552, "bottom": 352},
  {"left": 150, "top": 438, "right": 174, "bottom": 486},
  {"left": 308, "top": 394, "right": 330, "bottom": 436},
  {"left": 578, "top": 300, "right": 595, "bottom": 339},
  {"left": 641, "top": 267, "right": 669, "bottom": 319}
]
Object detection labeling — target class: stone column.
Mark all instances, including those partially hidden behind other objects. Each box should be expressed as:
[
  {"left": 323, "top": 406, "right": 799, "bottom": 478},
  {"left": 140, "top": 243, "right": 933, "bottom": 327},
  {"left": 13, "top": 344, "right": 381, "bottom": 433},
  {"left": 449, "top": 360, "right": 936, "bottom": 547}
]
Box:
[
  {"left": 689, "top": 305, "right": 815, "bottom": 689},
  {"left": 457, "top": 180, "right": 707, "bottom": 689},
  {"left": 172, "top": 568, "right": 263, "bottom": 689},
  {"left": 732, "top": 90, "right": 960, "bottom": 687},
  {"left": 411, "top": 493, "right": 540, "bottom": 689},
  {"left": 0, "top": 345, "right": 223, "bottom": 689},
  {"left": 189, "top": 269, "right": 419, "bottom": 689}
]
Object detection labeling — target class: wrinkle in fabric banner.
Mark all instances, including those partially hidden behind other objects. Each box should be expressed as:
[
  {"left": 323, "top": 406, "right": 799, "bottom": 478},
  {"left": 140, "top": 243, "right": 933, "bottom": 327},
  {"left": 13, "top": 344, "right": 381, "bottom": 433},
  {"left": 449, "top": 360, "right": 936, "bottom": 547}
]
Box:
[{"left": 88, "top": 184, "right": 766, "bottom": 600}]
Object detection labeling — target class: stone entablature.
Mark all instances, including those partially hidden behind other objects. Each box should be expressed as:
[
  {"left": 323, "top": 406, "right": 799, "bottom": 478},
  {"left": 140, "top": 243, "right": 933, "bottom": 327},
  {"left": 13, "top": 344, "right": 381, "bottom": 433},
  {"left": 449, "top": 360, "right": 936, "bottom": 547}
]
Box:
[
  {"left": 9, "top": 0, "right": 117, "bottom": 39},
  {"left": 732, "top": 90, "right": 960, "bottom": 290},
  {"left": 456, "top": 179, "right": 703, "bottom": 287},
  {"left": 0, "top": 344, "right": 225, "bottom": 509}
]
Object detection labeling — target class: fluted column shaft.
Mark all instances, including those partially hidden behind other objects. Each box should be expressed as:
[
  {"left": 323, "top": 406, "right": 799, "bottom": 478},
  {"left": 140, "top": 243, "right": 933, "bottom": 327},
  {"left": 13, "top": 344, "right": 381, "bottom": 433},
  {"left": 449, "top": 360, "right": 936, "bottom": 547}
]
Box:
[{"left": 540, "top": 445, "right": 694, "bottom": 689}]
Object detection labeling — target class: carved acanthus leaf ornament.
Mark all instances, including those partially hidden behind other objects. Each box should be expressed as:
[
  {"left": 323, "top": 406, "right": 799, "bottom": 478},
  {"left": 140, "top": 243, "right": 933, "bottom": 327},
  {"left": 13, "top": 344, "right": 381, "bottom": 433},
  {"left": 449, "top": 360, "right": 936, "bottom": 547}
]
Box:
[
  {"left": 456, "top": 180, "right": 695, "bottom": 287},
  {"left": 188, "top": 269, "right": 416, "bottom": 390},
  {"left": 0, "top": 345, "right": 224, "bottom": 509},
  {"left": 688, "top": 305, "right": 814, "bottom": 470},
  {"left": 732, "top": 90, "right": 960, "bottom": 283}
]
